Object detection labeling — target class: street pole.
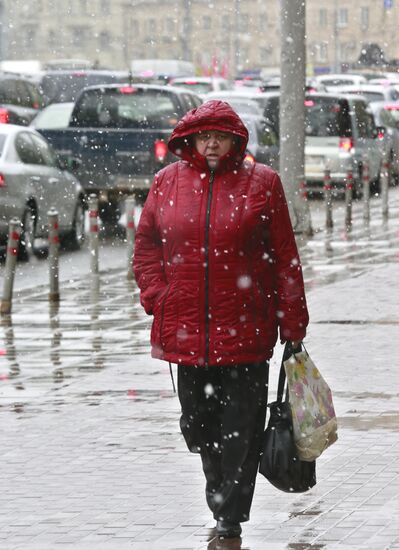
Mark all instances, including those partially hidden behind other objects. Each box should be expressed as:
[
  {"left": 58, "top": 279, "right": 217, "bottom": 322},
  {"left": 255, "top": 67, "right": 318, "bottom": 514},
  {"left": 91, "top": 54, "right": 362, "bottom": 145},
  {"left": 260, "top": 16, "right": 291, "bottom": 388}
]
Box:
[
  {"left": 334, "top": 0, "right": 340, "bottom": 73},
  {"left": 280, "top": 0, "right": 312, "bottom": 234},
  {"left": 181, "top": 0, "right": 192, "bottom": 62},
  {"left": 234, "top": 0, "right": 241, "bottom": 76}
]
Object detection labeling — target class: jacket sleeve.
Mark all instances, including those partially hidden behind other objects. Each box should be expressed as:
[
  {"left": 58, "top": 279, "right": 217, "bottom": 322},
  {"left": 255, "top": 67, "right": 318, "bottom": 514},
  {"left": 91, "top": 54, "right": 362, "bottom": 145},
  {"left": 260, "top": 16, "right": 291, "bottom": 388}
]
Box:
[
  {"left": 133, "top": 174, "right": 167, "bottom": 315},
  {"left": 267, "top": 173, "right": 309, "bottom": 341}
]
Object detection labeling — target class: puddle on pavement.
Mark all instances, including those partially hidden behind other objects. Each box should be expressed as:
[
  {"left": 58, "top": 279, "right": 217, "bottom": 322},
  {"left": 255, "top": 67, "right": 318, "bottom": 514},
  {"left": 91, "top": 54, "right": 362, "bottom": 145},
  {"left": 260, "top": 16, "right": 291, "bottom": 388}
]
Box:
[{"left": 338, "top": 412, "right": 399, "bottom": 431}]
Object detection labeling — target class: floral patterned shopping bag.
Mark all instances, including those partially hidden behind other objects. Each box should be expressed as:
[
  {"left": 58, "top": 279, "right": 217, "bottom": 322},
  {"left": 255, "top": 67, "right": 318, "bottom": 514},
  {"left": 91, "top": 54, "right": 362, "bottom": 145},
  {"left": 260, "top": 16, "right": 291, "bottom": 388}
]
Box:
[{"left": 284, "top": 347, "right": 338, "bottom": 462}]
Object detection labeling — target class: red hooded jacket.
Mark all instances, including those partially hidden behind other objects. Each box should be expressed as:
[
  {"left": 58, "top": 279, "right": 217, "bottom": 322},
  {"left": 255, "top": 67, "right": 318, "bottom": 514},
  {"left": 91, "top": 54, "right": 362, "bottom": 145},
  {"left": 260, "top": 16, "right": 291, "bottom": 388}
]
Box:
[{"left": 133, "top": 100, "right": 309, "bottom": 367}]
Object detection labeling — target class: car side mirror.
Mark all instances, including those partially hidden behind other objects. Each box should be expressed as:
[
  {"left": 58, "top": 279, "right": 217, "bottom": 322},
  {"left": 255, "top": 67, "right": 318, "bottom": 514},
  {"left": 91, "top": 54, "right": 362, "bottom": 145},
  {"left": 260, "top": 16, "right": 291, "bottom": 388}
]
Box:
[
  {"left": 57, "top": 156, "right": 69, "bottom": 170},
  {"left": 57, "top": 156, "right": 81, "bottom": 171},
  {"left": 68, "top": 157, "right": 82, "bottom": 171}
]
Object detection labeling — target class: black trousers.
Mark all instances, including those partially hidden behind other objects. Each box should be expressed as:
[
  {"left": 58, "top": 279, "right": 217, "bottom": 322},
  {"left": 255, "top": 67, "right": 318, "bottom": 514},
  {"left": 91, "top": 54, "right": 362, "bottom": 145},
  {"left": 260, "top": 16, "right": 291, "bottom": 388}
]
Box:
[{"left": 177, "top": 361, "right": 269, "bottom": 524}]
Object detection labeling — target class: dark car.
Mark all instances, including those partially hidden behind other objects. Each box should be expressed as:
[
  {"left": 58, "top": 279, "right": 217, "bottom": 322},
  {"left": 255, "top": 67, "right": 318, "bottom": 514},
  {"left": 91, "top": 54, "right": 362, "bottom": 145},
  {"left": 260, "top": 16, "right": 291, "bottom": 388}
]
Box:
[
  {"left": 0, "top": 72, "right": 47, "bottom": 125},
  {"left": 35, "top": 70, "right": 131, "bottom": 104},
  {"left": 240, "top": 115, "right": 279, "bottom": 170},
  {"left": 39, "top": 84, "right": 203, "bottom": 222}
]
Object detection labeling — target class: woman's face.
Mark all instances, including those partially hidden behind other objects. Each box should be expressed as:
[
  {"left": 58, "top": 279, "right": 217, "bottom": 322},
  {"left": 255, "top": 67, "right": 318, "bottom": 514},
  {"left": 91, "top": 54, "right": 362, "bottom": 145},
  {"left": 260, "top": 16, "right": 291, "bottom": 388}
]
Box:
[{"left": 193, "top": 131, "right": 235, "bottom": 169}]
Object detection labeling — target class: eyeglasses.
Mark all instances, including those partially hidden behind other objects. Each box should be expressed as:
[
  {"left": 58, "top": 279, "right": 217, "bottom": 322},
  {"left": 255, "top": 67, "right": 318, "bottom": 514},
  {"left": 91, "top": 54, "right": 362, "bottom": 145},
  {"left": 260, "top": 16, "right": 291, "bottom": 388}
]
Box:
[{"left": 194, "top": 132, "right": 232, "bottom": 143}]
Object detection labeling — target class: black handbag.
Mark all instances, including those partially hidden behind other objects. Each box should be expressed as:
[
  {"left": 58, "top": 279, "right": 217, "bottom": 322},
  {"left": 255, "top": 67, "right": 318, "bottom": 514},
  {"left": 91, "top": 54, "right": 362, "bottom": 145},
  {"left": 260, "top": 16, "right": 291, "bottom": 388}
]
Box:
[{"left": 259, "top": 342, "right": 316, "bottom": 493}]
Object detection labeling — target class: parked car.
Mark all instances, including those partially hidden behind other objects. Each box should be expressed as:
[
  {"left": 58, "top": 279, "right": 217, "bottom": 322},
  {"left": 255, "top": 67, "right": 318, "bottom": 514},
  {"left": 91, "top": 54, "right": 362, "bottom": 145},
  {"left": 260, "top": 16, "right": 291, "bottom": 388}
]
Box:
[
  {"left": 333, "top": 84, "right": 399, "bottom": 104},
  {"left": 33, "top": 70, "right": 130, "bottom": 104},
  {"left": 304, "top": 94, "right": 383, "bottom": 195},
  {"left": 38, "top": 84, "right": 203, "bottom": 223},
  {"left": 0, "top": 72, "right": 47, "bottom": 125},
  {"left": 260, "top": 77, "right": 327, "bottom": 93},
  {"left": 0, "top": 125, "right": 86, "bottom": 259},
  {"left": 204, "top": 91, "right": 263, "bottom": 116},
  {"left": 311, "top": 73, "right": 367, "bottom": 91},
  {"left": 255, "top": 92, "right": 383, "bottom": 195},
  {"left": 30, "top": 102, "right": 74, "bottom": 130},
  {"left": 370, "top": 102, "right": 399, "bottom": 183},
  {"left": 169, "top": 77, "right": 233, "bottom": 95},
  {"left": 240, "top": 115, "right": 279, "bottom": 169}
]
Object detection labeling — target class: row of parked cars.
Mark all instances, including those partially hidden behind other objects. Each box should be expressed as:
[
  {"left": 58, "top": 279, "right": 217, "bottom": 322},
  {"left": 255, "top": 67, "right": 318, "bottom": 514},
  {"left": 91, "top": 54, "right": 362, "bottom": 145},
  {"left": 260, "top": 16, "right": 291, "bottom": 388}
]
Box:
[
  {"left": 178, "top": 72, "right": 399, "bottom": 196},
  {"left": 0, "top": 70, "right": 203, "bottom": 259},
  {"left": 1, "top": 67, "right": 399, "bottom": 261}
]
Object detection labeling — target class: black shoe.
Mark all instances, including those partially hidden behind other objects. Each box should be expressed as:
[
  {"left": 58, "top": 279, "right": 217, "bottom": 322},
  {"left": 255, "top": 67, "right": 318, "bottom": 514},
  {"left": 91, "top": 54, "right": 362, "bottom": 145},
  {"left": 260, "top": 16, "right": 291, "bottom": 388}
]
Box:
[{"left": 216, "top": 520, "right": 242, "bottom": 538}]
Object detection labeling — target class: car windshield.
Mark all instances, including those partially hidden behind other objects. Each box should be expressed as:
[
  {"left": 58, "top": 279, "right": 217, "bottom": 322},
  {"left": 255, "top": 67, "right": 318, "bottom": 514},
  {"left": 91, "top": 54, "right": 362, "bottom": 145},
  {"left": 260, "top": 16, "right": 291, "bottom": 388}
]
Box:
[
  {"left": 31, "top": 104, "right": 74, "bottom": 129},
  {"left": 172, "top": 81, "right": 213, "bottom": 94},
  {"left": 322, "top": 78, "right": 356, "bottom": 87},
  {"left": 226, "top": 99, "right": 261, "bottom": 115},
  {"left": 305, "top": 97, "right": 352, "bottom": 137},
  {"left": 360, "top": 91, "right": 385, "bottom": 103},
  {"left": 381, "top": 107, "right": 399, "bottom": 129},
  {"left": 70, "top": 87, "right": 180, "bottom": 129}
]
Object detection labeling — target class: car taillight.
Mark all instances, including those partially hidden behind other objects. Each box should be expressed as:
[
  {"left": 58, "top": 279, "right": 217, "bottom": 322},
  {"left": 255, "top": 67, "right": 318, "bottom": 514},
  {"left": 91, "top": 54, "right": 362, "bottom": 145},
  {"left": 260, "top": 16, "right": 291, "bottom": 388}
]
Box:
[
  {"left": 154, "top": 140, "right": 168, "bottom": 162},
  {"left": 0, "top": 173, "right": 6, "bottom": 188},
  {"left": 339, "top": 137, "right": 354, "bottom": 152},
  {"left": 118, "top": 86, "right": 137, "bottom": 94},
  {"left": 244, "top": 152, "right": 255, "bottom": 163},
  {"left": 0, "top": 108, "right": 10, "bottom": 124}
]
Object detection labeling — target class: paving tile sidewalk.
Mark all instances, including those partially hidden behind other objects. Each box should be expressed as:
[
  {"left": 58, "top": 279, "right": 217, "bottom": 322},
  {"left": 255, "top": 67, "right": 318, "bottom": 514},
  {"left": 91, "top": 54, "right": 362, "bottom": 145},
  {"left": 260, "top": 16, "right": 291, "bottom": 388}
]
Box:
[{"left": 0, "top": 189, "right": 398, "bottom": 550}]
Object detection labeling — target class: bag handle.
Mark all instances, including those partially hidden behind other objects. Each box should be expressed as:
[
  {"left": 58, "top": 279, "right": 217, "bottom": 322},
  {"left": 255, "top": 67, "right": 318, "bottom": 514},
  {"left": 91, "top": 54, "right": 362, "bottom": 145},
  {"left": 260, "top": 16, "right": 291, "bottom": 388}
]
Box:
[{"left": 277, "top": 341, "right": 303, "bottom": 403}]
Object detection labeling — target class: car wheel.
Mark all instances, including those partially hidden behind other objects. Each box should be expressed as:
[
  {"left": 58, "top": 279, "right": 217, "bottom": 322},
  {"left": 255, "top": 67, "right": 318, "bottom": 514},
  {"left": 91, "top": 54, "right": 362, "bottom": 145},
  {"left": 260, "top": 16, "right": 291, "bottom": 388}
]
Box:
[
  {"left": 18, "top": 206, "right": 36, "bottom": 262},
  {"left": 65, "top": 200, "right": 86, "bottom": 250}
]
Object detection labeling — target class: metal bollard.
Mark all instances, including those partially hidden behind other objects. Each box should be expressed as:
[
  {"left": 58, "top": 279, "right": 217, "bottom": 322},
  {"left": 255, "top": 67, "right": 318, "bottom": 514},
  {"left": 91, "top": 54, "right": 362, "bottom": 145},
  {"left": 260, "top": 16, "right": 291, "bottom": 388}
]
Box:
[
  {"left": 362, "top": 161, "right": 370, "bottom": 222},
  {"left": 88, "top": 194, "right": 99, "bottom": 275},
  {"left": 125, "top": 197, "right": 136, "bottom": 280},
  {"left": 323, "top": 168, "right": 333, "bottom": 230},
  {"left": 381, "top": 150, "right": 389, "bottom": 220},
  {"left": 297, "top": 174, "right": 308, "bottom": 202},
  {"left": 1, "top": 218, "right": 21, "bottom": 315},
  {"left": 48, "top": 209, "right": 60, "bottom": 302},
  {"left": 345, "top": 170, "right": 353, "bottom": 230}
]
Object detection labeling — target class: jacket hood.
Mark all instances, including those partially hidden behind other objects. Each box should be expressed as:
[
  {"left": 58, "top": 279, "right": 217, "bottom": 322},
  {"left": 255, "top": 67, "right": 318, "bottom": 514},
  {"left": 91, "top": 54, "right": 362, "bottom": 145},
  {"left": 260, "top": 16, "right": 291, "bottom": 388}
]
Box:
[{"left": 168, "top": 100, "right": 249, "bottom": 172}]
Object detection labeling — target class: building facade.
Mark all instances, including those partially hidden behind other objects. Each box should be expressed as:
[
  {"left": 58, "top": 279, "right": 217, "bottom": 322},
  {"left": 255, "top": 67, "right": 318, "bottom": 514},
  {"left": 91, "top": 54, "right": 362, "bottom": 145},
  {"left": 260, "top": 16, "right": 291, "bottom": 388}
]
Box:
[{"left": 0, "top": 0, "right": 398, "bottom": 76}]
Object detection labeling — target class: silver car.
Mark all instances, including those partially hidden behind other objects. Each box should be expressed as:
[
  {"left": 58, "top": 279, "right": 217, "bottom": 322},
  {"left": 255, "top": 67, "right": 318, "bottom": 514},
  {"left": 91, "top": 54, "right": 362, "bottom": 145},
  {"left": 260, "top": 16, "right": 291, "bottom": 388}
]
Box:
[
  {"left": 370, "top": 102, "right": 399, "bottom": 183},
  {"left": 0, "top": 124, "right": 86, "bottom": 260},
  {"left": 304, "top": 94, "right": 382, "bottom": 196}
]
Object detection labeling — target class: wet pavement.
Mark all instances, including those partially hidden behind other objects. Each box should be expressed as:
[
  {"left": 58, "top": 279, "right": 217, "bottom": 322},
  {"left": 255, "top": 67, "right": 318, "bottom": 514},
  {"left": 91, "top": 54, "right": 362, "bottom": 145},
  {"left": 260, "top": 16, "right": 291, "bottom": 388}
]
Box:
[{"left": 0, "top": 189, "right": 399, "bottom": 549}]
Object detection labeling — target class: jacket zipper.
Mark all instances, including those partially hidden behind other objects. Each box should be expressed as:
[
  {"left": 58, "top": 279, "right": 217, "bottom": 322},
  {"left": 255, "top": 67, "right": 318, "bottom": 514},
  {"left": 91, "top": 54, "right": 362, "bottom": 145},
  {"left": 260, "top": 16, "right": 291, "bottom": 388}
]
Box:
[{"left": 204, "top": 170, "right": 215, "bottom": 367}]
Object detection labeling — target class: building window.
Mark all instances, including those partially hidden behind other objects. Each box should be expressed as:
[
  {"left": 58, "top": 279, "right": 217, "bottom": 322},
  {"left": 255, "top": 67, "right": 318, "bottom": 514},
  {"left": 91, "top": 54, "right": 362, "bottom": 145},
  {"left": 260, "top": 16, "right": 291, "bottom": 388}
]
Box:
[
  {"left": 80, "top": 0, "right": 87, "bottom": 14},
  {"left": 166, "top": 17, "right": 175, "bottom": 33},
  {"left": 222, "top": 15, "right": 230, "bottom": 31},
  {"left": 360, "top": 7, "right": 369, "bottom": 30},
  {"left": 203, "top": 16, "right": 211, "bottom": 30},
  {"left": 240, "top": 14, "right": 249, "bottom": 32},
  {"left": 147, "top": 18, "right": 156, "bottom": 34},
  {"left": 71, "top": 27, "right": 86, "bottom": 48},
  {"left": 99, "top": 31, "right": 110, "bottom": 49},
  {"left": 319, "top": 8, "right": 328, "bottom": 27},
  {"left": 100, "top": 0, "right": 110, "bottom": 14},
  {"left": 259, "top": 46, "right": 272, "bottom": 64},
  {"left": 337, "top": 8, "right": 348, "bottom": 28},
  {"left": 315, "top": 42, "right": 328, "bottom": 63},
  {"left": 24, "top": 27, "right": 36, "bottom": 50},
  {"left": 130, "top": 19, "right": 139, "bottom": 36},
  {"left": 48, "top": 30, "right": 56, "bottom": 49}
]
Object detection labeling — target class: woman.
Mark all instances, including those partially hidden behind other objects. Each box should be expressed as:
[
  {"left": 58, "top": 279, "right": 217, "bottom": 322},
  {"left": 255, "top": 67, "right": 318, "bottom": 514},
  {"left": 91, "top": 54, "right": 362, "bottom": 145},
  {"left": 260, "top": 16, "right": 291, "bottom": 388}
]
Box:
[{"left": 133, "top": 100, "right": 309, "bottom": 539}]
